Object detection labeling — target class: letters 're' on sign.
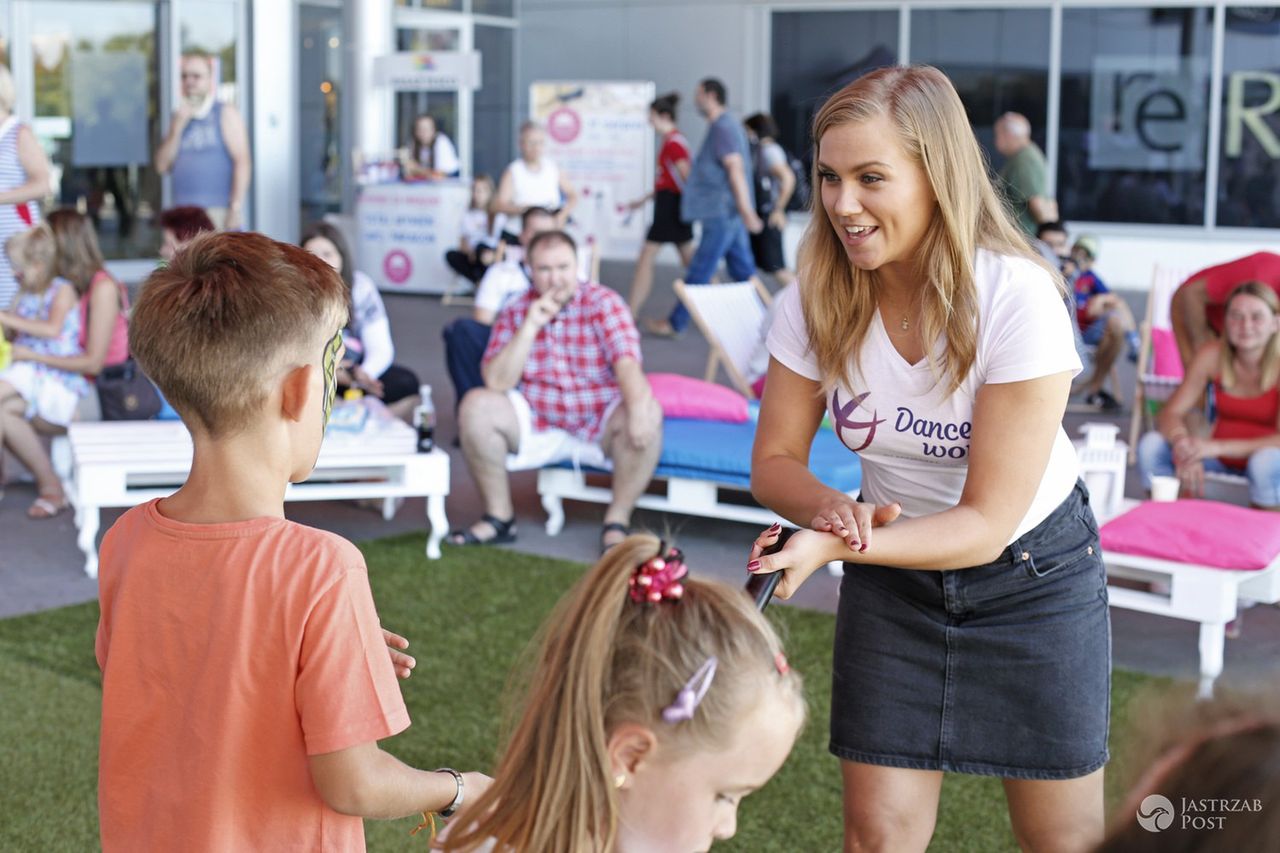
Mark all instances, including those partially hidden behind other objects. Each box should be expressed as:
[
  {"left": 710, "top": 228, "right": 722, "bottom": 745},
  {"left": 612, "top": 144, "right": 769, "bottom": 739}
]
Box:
[{"left": 1089, "top": 56, "right": 1207, "bottom": 172}]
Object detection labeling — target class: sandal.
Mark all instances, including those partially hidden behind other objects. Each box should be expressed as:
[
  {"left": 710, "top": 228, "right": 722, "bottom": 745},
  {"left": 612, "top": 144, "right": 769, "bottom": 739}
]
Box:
[
  {"left": 447, "top": 513, "right": 517, "bottom": 546},
  {"left": 28, "top": 494, "right": 69, "bottom": 520},
  {"left": 600, "top": 521, "right": 630, "bottom": 554}
]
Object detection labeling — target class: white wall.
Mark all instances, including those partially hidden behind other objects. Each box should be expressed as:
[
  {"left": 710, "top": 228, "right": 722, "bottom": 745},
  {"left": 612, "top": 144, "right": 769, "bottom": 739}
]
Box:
[{"left": 517, "top": 0, "right": 1280, "bottom": 291}]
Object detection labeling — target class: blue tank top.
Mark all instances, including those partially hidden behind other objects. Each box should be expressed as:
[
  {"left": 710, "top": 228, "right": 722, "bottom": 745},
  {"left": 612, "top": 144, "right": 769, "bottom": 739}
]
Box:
[{"left": 170, "top": 102, "right": 234, "bottom": 208}]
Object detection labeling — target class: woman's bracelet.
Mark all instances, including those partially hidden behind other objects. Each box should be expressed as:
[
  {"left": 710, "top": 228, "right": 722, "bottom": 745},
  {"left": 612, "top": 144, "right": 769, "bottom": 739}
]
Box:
[{"left": 435, "top": 767, "right": 464, "bottom": 817}]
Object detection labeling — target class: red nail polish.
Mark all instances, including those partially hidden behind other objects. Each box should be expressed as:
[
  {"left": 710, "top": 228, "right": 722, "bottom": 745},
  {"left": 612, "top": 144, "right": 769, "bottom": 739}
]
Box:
[
  {"left": 767, "top": 522, "right": 781, "bottom": 532},
  {"left": 859, "top": 543, "right": 868, "bottom": 553},
  {"left": 747, "top": 560, "right": 761, "bottom": 572}
]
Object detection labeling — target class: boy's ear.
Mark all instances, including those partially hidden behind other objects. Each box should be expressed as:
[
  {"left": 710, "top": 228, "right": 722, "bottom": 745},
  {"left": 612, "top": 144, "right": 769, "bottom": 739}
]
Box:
[
  {"left": 280, "top": 363, "right": 314, "bottom": 423},
  {"left": 607, "top": 723, "right": 659, "bottom": 781}
]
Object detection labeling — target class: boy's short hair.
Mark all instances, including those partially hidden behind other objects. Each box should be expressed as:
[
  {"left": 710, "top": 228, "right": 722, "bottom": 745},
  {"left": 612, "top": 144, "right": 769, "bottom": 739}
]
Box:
[
  {"left": 1036, "top": 220, "right": 1067, "bottom": 239},
  {"left": 131, "top": 232, "right": 349, "bottom": 437},
  {"left": 526, "top": 229, "right": 577, "bottom": 264},
  {"left": 157, "top": 206, "right": 216, "bottom": 243}
]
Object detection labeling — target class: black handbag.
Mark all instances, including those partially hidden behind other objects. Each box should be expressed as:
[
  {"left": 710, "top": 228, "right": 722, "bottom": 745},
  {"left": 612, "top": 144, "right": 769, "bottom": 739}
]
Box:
[{"left": 97, "top": 359, "right": 162, "bottom": 421}]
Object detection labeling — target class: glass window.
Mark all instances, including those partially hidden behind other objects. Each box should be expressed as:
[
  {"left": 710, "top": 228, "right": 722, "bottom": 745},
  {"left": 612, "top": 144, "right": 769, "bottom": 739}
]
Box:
[
  {"left": 179, "top": 0, "right": 238, "bottom": 102},
  {"left": 770, "top": 10, "right": 898, "bottom": 161},
  {"left": 31, "top": 1, "right": 160, "bottom": 259},
  {"left": 299, "top": 3, "right": 345, "bottom": 229},
  {"left": 395, "top": 0, "right": 463, "bottom": 12},
  {"left": 1217, "top": 7, "right": 1280, "bottom": 228},
  {"left": 472, "top": 0, "right": 515, "bottom": 16},
  {"left": 473, "top": 24, "right": 514, "bottom": 181},
  {"left": 393, "top": 28, "right": 463, "bottom": 154},
  {"left": 1058, "top": 7, "right": 1213, "bottom": 225},
  {"left": 910, "top": 8, "right": 1051, "bottom": 170}
]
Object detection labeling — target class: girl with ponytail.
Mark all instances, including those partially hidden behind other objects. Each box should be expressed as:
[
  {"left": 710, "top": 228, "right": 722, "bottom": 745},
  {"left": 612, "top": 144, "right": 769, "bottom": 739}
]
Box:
[{"left": 441, "top": 533, "right": 805, "bottom": 852}]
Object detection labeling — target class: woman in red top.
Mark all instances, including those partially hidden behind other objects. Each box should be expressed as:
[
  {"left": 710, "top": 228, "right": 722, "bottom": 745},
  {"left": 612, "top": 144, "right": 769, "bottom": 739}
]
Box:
[
  {"left": 624, "top": 92, "right": 695, "bottom": 320},
  {"left": 1139, "top": 281, "right": 1280, "bottom": 506},
  {"left": 3, "top": 209, "right": 129, "bottom": 517}
]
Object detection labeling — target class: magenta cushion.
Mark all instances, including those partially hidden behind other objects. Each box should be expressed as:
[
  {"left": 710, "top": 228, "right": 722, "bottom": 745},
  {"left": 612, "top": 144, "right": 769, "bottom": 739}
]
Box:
[
  {"left": 1150, "top": 327, "right": 1184, "bottom": 380},
  {"left": 647, "top": 373, "right": 749, "bottom": 423},
  {"left": 1100, "top": 500, "right": 1280, "bottom": 570}
]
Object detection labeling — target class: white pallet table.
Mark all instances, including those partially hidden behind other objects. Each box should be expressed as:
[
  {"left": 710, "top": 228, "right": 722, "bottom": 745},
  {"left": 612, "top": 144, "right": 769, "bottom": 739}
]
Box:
[
  {"left": 1101, "top": 498, "right": 1280, "bottom": 698},
  {"left": 54, "top": 419, "right": 450, "bottom": 578}
]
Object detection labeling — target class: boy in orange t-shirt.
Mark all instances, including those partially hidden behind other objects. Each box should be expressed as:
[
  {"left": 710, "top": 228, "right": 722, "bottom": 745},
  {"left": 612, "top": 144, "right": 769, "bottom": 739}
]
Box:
[{"left": 95, "top": 232, "right": 489, "bottom": 851}]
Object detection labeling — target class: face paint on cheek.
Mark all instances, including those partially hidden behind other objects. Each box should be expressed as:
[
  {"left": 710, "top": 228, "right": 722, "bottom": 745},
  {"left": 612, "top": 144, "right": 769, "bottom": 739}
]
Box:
[{"left": 321, "top": 329, "right": 342, "bottom": 429}]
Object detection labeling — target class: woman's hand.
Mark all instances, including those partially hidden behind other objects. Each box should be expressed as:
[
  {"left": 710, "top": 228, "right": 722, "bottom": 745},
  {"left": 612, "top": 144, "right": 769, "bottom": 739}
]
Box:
[
  {"left": 746, "top": 528, "right": 845, "bottom": 600},
  {"left": 352, "top": 366, "right": 385, "bottom": 398},
  {"left": 811, "top": 497, "right": 902, "bottom": 552},
  {"left": 1175, "top": 458, "right": 1206, "bottom": 498},
  {"left": 768, "top": 209, "right": 787, "bottom": 231},
  {"left": 11, "top": 343, "right": 33, "bottom": 362}
]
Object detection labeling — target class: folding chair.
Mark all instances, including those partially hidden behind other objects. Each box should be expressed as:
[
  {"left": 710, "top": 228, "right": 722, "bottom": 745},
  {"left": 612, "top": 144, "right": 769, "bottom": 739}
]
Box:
[{"left": 673, "top": 278, "right": 772, "bottom": 399}]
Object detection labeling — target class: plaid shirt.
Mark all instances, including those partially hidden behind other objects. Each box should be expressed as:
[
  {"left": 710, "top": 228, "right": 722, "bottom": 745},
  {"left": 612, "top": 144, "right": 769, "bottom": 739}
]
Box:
[{"left": 483, "top": 281, "right": 642, "bottom": 439}]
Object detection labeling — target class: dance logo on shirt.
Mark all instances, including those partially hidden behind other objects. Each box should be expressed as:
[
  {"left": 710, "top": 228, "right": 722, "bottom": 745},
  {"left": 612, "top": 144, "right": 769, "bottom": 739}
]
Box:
[{"left": 832, "top": 389, "right": 972, "bottom": 459}]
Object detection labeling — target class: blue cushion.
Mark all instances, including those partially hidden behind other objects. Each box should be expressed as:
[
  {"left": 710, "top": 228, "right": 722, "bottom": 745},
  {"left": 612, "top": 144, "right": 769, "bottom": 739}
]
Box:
[{"left": 551, "top": 415, "right": 861, "bottom": 494}]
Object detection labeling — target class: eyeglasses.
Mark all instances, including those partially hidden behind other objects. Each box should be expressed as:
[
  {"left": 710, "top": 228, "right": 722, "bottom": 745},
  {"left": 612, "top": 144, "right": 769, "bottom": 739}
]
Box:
[{"left": 181, "top": 72, "right": 206, "bottom": 80}]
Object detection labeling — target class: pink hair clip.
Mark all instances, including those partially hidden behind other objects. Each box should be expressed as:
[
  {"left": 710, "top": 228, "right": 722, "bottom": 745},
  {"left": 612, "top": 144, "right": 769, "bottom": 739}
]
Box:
[
  {"left": 628, "top": 544, "right": 689, "bottom": 604},
  {"left": 662, "top": 656, "right": 718, "bottom": 723}
]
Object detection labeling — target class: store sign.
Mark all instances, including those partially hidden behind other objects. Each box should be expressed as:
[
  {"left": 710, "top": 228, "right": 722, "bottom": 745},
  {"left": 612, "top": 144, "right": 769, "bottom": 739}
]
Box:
[
  {"left": 1089, "top": 56, "right": 1207, "bottom": 172},
  {"left": 374, "top": 52, "right": 481, "bottom": 91},
  {"left": 1226, "top": 71, "right": 1280, "bottom": 157}
]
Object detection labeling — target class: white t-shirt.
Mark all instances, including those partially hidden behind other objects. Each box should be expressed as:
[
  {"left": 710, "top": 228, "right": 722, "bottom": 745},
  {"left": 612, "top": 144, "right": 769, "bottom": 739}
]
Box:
[
  {"left": 475, "top": 252, "right": 531, "bottom": 318},
  {"left": 767, "top": 249, "right": 1083, "bottom": 542},
  {"left": 507, "top": 158, "right": 562, "bottom": 210},
  {"left": 346, "top": 270, "right": 394, "bottom": 378}
]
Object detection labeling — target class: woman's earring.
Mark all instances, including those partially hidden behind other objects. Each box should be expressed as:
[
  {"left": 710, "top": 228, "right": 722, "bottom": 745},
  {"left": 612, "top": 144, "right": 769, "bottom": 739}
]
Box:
[{"left": 615, "top": 773, "right": 627, "bottom": 789}]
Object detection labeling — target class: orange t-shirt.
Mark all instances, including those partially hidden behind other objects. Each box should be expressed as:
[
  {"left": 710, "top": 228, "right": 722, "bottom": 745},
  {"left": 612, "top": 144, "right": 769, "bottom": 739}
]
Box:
[{"left": 95, "top": 499, "right": 410, "bottom": 852}]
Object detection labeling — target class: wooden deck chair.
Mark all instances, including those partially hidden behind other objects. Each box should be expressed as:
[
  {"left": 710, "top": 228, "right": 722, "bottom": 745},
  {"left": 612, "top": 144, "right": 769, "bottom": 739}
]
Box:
[
  {"left": 674, "top": 278, "right": 772, "bottom": 399},
  {"left": 1127, "top": 264, "right": 1193, "bottom": 463}
]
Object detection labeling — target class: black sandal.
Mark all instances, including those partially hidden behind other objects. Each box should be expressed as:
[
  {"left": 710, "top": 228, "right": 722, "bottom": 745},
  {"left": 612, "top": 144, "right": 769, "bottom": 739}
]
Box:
[
  {"left": 600, "top": 521, "right": 630, "bottom": 555},
  {"left": 448, "top": 514, "right": 517, "bottom": 546}
]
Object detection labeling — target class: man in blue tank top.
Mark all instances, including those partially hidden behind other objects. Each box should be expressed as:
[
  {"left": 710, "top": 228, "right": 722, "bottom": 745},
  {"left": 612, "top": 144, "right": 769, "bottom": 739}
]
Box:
[{"left": 156, "top": 52, "right": 251, "bottom": 230}]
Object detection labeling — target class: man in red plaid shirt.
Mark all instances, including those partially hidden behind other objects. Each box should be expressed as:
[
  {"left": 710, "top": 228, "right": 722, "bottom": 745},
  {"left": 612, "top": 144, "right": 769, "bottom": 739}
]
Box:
[{"left": 448, "top": 230, "right": 662, "bottom": 551}]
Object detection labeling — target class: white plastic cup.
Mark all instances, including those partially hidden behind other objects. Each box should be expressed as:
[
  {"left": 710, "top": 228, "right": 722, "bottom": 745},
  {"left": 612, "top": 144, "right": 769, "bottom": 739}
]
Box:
[{"left": 1150, "top": 475, "right": 1180, "bottom": 502}]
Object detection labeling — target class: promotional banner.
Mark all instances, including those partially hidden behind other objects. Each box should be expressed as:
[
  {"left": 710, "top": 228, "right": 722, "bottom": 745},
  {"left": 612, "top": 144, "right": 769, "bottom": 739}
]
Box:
[
  {"left": 530, "top": 81, "right": 655, "bottom": 262},
  {"left": 357, "top": 181, "right": 470, "bottom": 294}
]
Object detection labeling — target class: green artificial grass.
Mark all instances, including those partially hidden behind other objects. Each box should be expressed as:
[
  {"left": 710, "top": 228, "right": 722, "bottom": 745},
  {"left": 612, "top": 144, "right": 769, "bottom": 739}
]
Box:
[{"left": 0, "top": 536, "right": 1175, "bottom": 852}]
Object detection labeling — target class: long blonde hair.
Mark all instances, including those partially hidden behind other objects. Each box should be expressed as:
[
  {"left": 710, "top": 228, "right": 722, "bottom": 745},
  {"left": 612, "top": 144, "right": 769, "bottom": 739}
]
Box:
[
  {"left": 1218, "top": 281, "right": 1280, "bottom": 392},
  {"left": 798, "top": 65, "right": 1053, "bottom": 395},
  {"left": 440, "top": 534, "right": 805, "bottom": 852}
]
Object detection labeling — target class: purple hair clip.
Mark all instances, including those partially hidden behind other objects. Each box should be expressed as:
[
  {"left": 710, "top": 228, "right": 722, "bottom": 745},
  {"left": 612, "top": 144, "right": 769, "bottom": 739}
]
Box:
[
  {"left": 662, "top": 656, "right": 719, "bottom": 724},
  {"left": 628, "top": 544, "right": 688, "bottom": 604}
]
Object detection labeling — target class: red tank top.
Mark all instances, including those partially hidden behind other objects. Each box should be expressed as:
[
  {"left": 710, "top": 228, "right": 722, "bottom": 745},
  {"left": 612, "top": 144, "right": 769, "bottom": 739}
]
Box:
[{"left": 1211, "top": 379, "right": 1280, "bottom": 469}]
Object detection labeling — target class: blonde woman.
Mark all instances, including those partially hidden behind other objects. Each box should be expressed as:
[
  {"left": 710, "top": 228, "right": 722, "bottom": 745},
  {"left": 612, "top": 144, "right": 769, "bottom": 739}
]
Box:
[
  {"left": 1138, "top": 281, "right": 1280, "bottom": 505},
  {"left": 0, "top": 64, "right": 51, "bottom": 306},
  {"left": 747, "top": 66, "right": 1106, "bottom": 851}
]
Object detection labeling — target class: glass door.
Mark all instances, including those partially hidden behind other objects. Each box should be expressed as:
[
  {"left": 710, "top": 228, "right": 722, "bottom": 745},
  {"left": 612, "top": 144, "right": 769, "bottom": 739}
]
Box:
[
  {"left": 29, "top": 1, "right": 160, "bottom": 258},
  {"left": 299, "top": 2, "right": 345, "bottom": 228}
]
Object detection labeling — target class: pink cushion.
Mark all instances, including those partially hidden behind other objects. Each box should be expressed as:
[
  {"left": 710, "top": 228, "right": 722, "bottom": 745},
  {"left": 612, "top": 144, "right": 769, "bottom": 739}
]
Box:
[
  {"left": 1150, "top": 327, "right": 1184, "bottom": 380},
  {"left": 1100, "top": 500, "right": 1280, "bottom": 570},
  {"left": 647, "top": 373, "right": 749, "bottom": 423}
]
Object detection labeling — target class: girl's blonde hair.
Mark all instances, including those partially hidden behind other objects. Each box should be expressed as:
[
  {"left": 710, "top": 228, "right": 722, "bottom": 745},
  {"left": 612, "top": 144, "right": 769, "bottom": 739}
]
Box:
[
  {"left": 46, "top": 209, "right": 107, "bottom": 295},
  {"left": 1219, "top": 280, "right": 1280, "bottom": 392},
  {"left": 5, "top": 224, "right": 57, "bottom": 293},
  {"left": 441, "top": 534, "right": 805, "bottom": 852},
  {"left": 798, "top": 65, "right": 1054, "bottom": 395}
]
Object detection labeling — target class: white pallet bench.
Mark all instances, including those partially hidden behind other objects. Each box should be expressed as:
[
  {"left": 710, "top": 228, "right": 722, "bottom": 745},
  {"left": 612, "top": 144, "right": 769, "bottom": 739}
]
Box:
[
  {"left": 53, "top": 420, "right": 450, "bottom": 578},
  {"left": 1101, "top": 499, "right": 1280, "bottom": 699}
]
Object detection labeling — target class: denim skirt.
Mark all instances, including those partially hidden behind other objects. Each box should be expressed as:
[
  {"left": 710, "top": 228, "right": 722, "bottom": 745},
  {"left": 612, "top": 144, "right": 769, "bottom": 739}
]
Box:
[{"left": 830, "top": 481, "right": 1111, "bottom": 780}]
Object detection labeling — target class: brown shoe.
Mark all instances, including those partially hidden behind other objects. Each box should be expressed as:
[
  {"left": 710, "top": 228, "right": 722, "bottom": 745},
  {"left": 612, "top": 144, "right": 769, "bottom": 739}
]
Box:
[{"left": 642, "top": 318, "right": 679, "bottom": 339}]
